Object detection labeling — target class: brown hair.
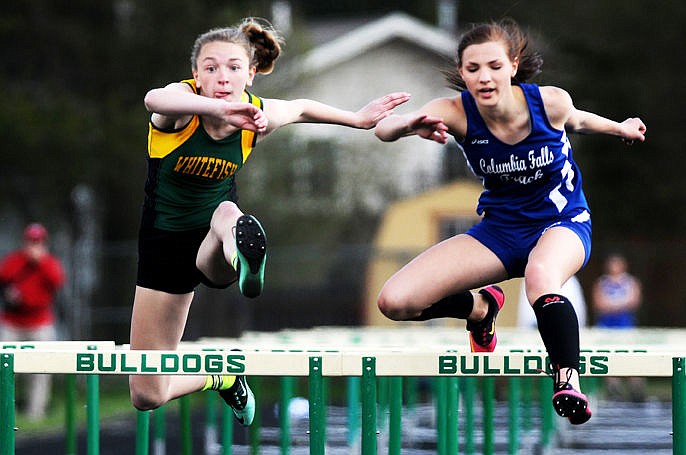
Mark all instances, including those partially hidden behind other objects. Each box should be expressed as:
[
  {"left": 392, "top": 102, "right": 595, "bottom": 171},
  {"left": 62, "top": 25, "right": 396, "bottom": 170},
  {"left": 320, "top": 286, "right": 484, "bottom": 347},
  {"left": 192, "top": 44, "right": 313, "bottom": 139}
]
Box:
[
  {"left": 190, "top": 18, "right": 283, "bottom": 75},
  {"left": 445, "top": 19, "right": 543, "bottom": 91}
]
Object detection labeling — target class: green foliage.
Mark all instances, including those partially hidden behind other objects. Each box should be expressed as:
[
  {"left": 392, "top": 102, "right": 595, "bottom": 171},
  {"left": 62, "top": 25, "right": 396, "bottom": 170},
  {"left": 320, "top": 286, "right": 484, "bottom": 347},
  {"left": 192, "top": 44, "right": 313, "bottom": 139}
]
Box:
[{"left": 0, "top": 0, "right": 273, "bottom": 236}]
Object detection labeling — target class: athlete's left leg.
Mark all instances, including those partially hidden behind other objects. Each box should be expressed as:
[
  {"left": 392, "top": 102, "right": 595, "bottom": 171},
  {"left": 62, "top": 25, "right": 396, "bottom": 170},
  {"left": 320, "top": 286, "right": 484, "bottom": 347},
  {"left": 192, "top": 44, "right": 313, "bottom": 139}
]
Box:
[{"left": 525, "top": 226, "right": 591, "bottom": 424}]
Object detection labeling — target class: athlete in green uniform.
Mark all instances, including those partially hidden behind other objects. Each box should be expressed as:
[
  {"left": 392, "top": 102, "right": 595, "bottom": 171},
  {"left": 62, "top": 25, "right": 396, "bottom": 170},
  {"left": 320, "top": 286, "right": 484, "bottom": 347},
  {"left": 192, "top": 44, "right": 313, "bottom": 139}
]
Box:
[{"left": 129, "top": 18, "right": 410, "bottom": 426}]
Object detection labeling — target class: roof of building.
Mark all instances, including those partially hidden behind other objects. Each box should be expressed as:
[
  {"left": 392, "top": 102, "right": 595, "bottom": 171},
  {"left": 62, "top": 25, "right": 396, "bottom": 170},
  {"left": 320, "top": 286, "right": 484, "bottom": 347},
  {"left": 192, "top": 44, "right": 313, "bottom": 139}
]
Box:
[{"left": 290, "top": 12, "right": 456, "bottom": 77}]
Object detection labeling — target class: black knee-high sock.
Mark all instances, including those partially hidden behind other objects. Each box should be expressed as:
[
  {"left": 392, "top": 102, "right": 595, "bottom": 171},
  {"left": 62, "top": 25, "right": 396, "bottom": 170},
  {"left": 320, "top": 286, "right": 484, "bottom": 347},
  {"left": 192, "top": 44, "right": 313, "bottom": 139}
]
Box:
[
  {"left": 409, "top": 291, "right": 474, "bottom": 321},
  {"left": 533, "top": 294, "right": 580, "bottom": 371}
]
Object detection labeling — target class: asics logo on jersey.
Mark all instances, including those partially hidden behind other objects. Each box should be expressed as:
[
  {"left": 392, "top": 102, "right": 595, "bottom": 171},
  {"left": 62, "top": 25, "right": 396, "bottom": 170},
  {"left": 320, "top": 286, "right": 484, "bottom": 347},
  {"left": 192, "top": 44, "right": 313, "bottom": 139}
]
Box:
[{"left": 471, "top": 138, "right": 489, "bottom": 145}]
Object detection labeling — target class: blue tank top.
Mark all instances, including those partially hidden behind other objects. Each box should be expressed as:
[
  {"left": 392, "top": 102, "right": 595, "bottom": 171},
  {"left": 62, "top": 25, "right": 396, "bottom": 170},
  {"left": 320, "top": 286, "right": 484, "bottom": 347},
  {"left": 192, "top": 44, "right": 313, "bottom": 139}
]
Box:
[
  {"left": 459, "top": 83, "right": 590, "bottom": 224},
  {"left": 595, "top": 274, "right": 638, "bottom": 328}
]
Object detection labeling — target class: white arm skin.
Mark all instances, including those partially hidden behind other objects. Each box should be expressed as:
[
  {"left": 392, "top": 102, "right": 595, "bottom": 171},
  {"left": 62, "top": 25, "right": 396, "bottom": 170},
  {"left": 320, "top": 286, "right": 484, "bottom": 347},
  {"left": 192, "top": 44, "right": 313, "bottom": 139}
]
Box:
[
  {"left": 540, "top": 86, "right": 647, "bottom": 142},
  {"left": 375, "top": 97, "right": 460, "bottom": 144},
  {"left": 144, "top": 82, "right": 267, "bottom": 133},
  {"left": 261, "top": 92, "right": 411, "bottom": 135}
]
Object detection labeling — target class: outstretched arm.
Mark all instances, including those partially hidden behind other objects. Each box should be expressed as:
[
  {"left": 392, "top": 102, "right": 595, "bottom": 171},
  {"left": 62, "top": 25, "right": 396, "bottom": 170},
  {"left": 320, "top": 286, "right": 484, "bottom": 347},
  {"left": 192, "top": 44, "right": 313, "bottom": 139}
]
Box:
[
  {"left": 542, "top": 86, "right": 647, "bottom": 142},
  {"left": 262, "top": 92, "right": 410, "bottom": 133},
  {"left": 144, "top": 82, "right": 267, "bottom": 133},
  {"left": 374, "top": 97, "right": 459, "bottom": 144},
  {"left": 567, "top": 110, "right": 646, "bottom": 143},
  {"left": 375, "top": 113, "right": 449, "bottom": 143}
]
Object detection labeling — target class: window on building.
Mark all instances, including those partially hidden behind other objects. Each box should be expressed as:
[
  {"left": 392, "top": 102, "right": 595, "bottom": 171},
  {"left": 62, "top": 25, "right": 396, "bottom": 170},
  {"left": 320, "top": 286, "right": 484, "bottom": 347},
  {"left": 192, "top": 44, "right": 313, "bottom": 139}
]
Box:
[{"left": 291, "top": 139, "right": 336, "bottom": 198}]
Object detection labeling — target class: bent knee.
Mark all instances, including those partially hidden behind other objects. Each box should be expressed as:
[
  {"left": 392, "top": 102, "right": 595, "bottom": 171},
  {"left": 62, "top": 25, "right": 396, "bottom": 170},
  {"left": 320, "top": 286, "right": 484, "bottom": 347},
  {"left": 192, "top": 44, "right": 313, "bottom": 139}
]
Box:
[
  {"left": 377, "top": 288, "right": 411, "bottom": 321},
  {"left": 214, "top": 201, "right": 240, "bottom": 218},
  {"left": 129, "top": 379, "right": 167, "bottom": 411}
]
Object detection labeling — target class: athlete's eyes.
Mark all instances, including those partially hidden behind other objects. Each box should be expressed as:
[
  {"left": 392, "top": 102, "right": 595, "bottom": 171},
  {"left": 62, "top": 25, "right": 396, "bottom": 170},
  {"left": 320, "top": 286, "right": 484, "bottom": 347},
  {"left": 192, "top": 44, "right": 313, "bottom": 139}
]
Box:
[
  {"left": 465, "top": 64, "right": 504, "bottom": 73},
  {"left": 205, "top": 65, "right": 217, "bottom": 73}
]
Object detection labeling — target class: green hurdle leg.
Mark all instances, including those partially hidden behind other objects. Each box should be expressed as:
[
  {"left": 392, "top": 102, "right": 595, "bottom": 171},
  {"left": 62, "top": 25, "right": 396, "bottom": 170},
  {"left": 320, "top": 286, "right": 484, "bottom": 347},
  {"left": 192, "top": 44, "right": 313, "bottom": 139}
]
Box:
[
  {"left": 222, "top": 400, "right": 233, "bottom": 455},
  {"left": 482, "top": 377, "right": 495, "bottom": 455},
  {"left": 65, "top": 374, "right": 77, "bottom": 455},
  {"left": 249, "top": 376, "right": 261, "bottom": 455},
  {"left": 377, "top": 376, "right": 389, "bottom": 431},
  {"left": 540, "top": 375, "right": 555, "bottom": 449},
  {"left": 435, "top": 377, "right": 447, "bottom": 455},
  {"left": 280, "top": 376, "right": 295, "bottom": 454},
  {"left": 309, "top": 357, "right": 325, "bottom": 454},
  {"left": 388, "top": 376, "right": 403, "bottom": 455},
  {"left": 86, "top": 375, "right": 100, "bottom": 455},
  {"left": 136, "top": 410, "right": 150, "bottom": 455},
  {"left": 508, "top": 377, "right": 521, "bottom": 455},
  {"left": 673, "top": 357, "right": 686, "bottom": 455},
  {"left": 206, "top": 393, "right": 219, "bottom": 454},
  {"left": 446, "top": 377, "right": 459, "bottom": 455},
  {"left": 362, "top": 357, "right": 377, "bottom": 455},
  {"left": 180, "top": 395, "right": 191, "bottom": 455},
  {"left": 405, "top": 376, "right": 418, "bottom": 414},
  {"left": 1, "top": 353, "right": 15, "bottom": 455},
  {"left": 347, "top": 376, "right": 361, "bottom": 448},
  {"left": 462, "top": 377, "right": 475, "bottom": 454},
  {"left": 520, "top": 377, "right": 532, "bottom": 432},
  {"left": 153, "top": 405, "right": 166, "bottom": 455}
]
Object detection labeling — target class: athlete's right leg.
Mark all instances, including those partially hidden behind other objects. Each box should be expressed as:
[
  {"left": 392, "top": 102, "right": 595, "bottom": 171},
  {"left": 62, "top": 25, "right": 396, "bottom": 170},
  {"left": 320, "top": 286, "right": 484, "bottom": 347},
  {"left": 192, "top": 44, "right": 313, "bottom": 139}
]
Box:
[
  {"left": 128, "top": 286, "right": 205, "bottom": 410},
  {"left": 197, "top": 201, "right": 267, "bottom": 298},
  {"left": 377, "top": 233, "right": 508, "bottom": 329}
]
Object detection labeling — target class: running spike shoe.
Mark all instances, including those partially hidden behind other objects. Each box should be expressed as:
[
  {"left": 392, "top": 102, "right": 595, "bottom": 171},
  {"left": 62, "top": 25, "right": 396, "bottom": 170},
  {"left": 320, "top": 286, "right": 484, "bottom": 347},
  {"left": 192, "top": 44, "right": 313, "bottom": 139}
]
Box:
[{"left": 467, "top": 285, "right": 505, "bottom": 352}]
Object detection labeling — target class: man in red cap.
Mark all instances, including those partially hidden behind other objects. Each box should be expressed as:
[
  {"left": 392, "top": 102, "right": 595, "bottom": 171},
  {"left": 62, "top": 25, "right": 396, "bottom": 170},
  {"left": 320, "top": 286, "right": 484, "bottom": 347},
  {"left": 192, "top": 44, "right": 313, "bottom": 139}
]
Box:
[{"left": 0, "top": 222, "right": 65, "bottom": 420}]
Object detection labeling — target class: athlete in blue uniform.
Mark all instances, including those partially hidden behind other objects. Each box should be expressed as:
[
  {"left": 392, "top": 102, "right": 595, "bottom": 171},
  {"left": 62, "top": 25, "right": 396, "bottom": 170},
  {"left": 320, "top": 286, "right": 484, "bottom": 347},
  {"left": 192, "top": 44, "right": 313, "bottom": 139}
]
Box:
[
  {"left": 375, "top": 19, "right": 646, "bottom": 424},
  {"left": 130, "top": 18, "right": 410, "bottom": 425}
]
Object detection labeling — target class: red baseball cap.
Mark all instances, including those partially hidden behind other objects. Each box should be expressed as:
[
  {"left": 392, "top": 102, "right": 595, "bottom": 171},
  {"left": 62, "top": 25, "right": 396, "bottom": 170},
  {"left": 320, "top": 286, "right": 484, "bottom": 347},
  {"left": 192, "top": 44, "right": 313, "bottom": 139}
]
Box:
[{"left": 24, "top": 223, "right": 48, "bottom": 241}]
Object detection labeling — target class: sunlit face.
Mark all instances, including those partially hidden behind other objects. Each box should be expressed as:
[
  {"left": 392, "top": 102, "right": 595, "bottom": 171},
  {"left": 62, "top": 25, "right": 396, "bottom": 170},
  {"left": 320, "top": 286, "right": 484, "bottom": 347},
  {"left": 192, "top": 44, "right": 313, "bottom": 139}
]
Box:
[
  {"left": 193, "top": 41, "right": 256, "bottom": 102},
  {"left": 458, "top": 41, "right": 518, "bottom": 105}
]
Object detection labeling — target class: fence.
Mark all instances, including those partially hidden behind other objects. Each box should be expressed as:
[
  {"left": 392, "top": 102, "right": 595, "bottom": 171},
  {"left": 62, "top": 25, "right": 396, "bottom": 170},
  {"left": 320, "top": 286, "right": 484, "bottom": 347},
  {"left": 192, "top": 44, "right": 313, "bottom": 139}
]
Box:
[{"left": 1, "top": 328, "right": 686, "bottom": 454}]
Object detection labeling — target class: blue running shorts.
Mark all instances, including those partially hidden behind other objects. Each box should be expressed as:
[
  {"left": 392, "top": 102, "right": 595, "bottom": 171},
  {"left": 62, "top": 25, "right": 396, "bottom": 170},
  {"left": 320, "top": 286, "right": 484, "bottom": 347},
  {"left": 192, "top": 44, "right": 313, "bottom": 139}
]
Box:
[{"left": 466, "top": 211, "right": 592, "bottom": 278}]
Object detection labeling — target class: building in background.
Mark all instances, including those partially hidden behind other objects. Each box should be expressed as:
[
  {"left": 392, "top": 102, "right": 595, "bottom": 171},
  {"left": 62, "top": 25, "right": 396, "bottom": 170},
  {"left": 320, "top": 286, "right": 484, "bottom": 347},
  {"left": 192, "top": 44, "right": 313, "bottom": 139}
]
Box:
[
  {"left": 212, "top": 12, "right": 473, "bottom": 333},
  {"left": 245, "top": 12, "right": 459, "bottom": 218},
  {"left": 363, "top": 181, "right": 523, "bottom": 328}
]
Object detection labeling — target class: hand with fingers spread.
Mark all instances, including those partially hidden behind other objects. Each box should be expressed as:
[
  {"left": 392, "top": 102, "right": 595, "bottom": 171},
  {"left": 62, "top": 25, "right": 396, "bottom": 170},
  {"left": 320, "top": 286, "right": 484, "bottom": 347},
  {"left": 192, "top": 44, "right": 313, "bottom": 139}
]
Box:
[{"left": 354, "top": 92, "right": 411, "bottom": 129}]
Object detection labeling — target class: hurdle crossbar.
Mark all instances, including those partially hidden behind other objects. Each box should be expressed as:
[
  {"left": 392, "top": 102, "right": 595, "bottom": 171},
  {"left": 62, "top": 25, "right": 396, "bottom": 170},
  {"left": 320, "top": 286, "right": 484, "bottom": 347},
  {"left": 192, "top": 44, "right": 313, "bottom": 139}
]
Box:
[
  {"left": 4, "top": 349, "right": 677, "bottom": 377},
  {"left": 2, "top": 348, "right": 685, "bottom": 455}
]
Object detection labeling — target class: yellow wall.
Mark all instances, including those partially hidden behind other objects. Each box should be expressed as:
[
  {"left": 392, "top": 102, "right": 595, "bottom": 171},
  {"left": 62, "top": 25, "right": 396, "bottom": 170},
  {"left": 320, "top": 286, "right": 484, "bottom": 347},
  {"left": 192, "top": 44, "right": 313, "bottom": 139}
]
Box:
[{"left": 363, "top": 181, "right": 521, "bottom": 327}]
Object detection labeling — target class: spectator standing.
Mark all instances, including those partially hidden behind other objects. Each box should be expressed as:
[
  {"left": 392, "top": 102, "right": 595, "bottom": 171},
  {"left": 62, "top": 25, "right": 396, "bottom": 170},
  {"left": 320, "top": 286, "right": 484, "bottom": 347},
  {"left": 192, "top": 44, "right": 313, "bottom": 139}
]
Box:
[
  {"left": 592, "top": 253, "right": 645, "bottom": 400},
  {"left": 0, "top": 222, "right": 65, "bottom": 420},
  {"left": 592, "top": 253, "right": 641, "bottom": 328}
]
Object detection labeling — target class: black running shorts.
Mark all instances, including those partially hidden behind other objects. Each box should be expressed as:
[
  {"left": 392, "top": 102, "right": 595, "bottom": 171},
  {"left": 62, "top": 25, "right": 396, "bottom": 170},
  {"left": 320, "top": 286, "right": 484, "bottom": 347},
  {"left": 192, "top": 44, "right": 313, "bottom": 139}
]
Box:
[{"left": 136, "top": 225, "right": 232, "bottom": 294}]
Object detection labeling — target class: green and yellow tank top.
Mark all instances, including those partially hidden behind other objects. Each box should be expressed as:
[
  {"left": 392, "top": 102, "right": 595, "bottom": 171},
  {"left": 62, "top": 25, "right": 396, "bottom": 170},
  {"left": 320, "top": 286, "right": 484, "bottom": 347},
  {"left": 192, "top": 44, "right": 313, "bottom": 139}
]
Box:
[{"left": 142, "top": 79, "right": 263, "bottom": 231}]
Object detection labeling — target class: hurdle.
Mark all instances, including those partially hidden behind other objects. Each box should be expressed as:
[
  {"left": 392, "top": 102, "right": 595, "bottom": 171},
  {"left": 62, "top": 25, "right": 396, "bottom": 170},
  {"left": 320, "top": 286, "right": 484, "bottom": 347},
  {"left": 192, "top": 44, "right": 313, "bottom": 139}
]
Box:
[
  {"left": 1, "top": 341, "right": 115, "bottom": 455},
  {"left": 1, "top": 347, "right": 685, "bottom": 455}
]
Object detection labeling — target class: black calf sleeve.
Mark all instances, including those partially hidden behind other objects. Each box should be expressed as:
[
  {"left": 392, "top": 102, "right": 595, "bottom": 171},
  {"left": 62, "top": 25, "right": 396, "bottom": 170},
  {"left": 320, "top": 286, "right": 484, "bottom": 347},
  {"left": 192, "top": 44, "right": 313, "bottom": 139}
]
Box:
[
  {"left": 409, "top": 291, "right": 474, "bottom": 321},
  {"left": 533, "top": 294, "right": 580, "bottom": 371}
]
